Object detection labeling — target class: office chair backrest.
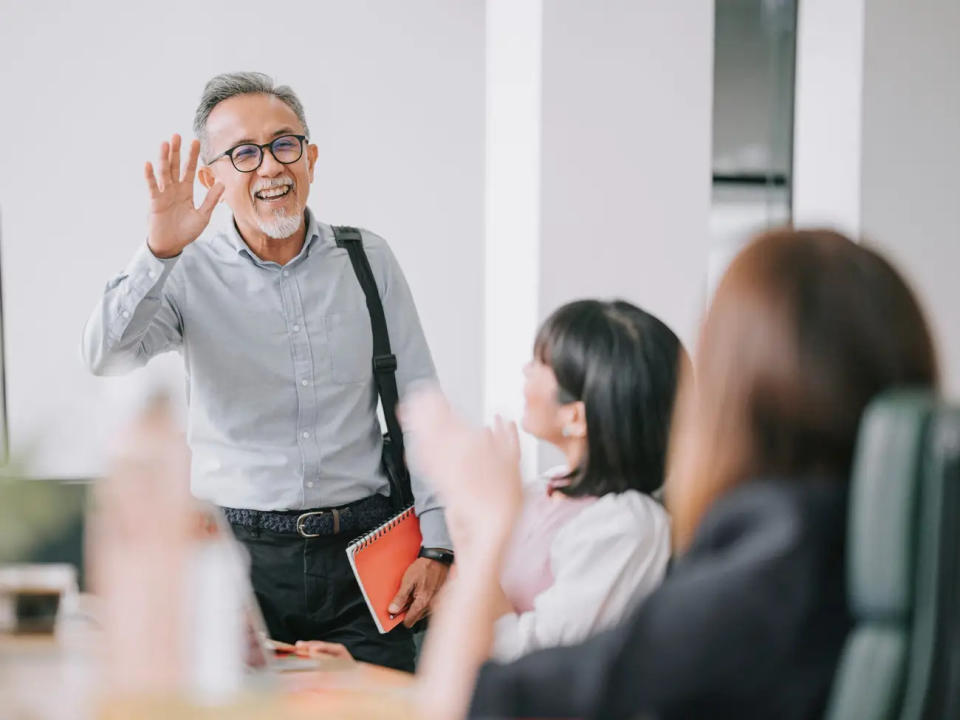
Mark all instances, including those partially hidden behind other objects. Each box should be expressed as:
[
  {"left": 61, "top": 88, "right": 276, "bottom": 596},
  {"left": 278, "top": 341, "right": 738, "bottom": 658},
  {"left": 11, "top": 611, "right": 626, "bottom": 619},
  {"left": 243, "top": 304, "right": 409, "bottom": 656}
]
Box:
[
  {"left": 911, "top": 405, "right": 960, "bottom": 720},
  {"left": 824, "top": 392, "right": 960, "bottom": 720}
]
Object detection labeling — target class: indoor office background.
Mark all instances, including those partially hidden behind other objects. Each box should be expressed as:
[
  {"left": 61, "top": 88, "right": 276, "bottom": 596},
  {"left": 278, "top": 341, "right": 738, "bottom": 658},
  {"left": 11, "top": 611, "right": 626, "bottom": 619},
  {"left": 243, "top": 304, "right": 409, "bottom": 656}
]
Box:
[
  {"left": 0, "top": 0, "right": 958, "bottom": 552},
  {"left": 1, "top": 1, "right": 958, "bottom": 717}
]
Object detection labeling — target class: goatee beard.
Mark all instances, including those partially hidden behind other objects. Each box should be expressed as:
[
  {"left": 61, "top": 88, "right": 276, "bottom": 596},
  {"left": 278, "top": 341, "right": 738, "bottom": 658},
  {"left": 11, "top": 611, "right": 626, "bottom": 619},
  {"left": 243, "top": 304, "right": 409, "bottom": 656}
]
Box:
[{"left": 257, "top": 209, "right": 301, "bottom": 240}]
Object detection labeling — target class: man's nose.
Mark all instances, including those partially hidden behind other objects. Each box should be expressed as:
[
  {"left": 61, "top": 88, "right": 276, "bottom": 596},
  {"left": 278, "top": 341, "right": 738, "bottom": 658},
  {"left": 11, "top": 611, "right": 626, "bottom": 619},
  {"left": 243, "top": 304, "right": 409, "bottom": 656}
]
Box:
[{"left": 258, "top": 149, "right": 285, "bottom": 176}]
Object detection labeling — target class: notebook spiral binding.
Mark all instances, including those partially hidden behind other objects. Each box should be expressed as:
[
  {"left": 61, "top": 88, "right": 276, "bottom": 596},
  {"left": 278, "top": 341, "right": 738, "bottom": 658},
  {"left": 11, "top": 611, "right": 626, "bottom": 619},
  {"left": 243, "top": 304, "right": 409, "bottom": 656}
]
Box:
[{"left": 350, "top": 503, "right": 415, "bottom": 551}]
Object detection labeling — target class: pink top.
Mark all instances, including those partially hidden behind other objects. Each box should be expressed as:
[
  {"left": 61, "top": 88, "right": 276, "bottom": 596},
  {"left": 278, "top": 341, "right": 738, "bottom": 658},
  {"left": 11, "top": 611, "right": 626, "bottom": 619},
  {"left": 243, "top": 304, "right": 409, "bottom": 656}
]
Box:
[
  {"left": 492, "top": 469, "right": 672, "bottom": 662},
  {"left": 499, "top": 474, "right": 598, "bottom": 612}
]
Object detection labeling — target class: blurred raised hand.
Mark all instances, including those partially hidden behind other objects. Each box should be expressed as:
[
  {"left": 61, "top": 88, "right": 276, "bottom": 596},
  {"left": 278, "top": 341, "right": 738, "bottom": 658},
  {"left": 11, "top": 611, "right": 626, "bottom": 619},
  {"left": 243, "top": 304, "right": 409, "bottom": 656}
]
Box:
[
  {"left": 402, "top": 387, "right": 523, "bottom": 558},
  {"left": 144, "top": 134, "right": 224, "bottom": 258},
  {"left": 405, "top": 392, "right": 524, "bottom": 720}
]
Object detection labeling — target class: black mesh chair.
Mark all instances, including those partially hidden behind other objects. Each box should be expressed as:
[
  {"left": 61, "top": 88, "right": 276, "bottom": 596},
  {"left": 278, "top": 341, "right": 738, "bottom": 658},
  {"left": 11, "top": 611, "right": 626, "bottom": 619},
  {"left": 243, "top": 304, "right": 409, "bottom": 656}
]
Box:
[{"left": 824, "top": 392, "right": 960, "bottom": 720}]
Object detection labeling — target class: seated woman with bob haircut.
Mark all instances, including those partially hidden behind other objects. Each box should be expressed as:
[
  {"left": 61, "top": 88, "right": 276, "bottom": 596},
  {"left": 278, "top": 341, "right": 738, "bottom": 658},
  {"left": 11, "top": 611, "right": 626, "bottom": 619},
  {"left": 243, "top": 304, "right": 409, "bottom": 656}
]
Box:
[
  {"left": 298, "top": 299, "right": 685, "bottom": 663},
  {"left": 404, "top": 228, "right": 939, "bottom": 720},
  {"left": 493, "top": 299, "right": 683, "bottom": 661}
]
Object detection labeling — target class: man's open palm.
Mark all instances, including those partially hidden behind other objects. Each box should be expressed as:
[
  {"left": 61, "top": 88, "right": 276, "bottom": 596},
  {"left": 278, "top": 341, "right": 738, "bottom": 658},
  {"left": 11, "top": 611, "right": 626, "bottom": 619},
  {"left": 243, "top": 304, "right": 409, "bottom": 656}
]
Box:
[{"left": 144, "top": 134, "right": 224, "bottom": 258}]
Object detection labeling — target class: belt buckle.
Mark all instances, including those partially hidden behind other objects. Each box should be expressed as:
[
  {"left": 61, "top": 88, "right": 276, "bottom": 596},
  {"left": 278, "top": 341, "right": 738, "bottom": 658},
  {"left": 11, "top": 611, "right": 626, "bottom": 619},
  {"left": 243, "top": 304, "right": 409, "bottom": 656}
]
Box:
[{"left": 296, "top": 510, "right": 326, "bottom": 538}]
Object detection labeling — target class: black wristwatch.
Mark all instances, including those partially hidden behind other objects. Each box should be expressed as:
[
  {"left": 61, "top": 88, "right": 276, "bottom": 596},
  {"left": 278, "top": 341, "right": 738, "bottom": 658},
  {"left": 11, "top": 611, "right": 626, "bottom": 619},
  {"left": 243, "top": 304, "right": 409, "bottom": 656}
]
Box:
[{"left": 418, "top": 547, "right": 455, "bottom": 566}]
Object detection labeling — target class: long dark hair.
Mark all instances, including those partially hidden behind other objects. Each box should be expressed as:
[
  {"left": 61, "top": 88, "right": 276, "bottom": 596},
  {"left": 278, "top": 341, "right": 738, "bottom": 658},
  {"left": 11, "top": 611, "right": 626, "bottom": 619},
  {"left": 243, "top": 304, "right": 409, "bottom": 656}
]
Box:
[
  {"left": 533, "top": 300, "right": 687, "bottom": 497},
  {"left": 668, "top": 229, "right": 939, "bottom": 550}
]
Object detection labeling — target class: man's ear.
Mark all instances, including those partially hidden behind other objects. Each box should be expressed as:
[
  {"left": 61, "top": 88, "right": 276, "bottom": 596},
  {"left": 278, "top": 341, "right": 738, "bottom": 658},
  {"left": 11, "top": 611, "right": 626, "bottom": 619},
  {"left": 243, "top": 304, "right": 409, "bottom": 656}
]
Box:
[
  {"left": 307, "top": 144, "right": 318, "bottom": 182},
  {"left": 198, "top": 165, "right": 215, "bottom": 190}
]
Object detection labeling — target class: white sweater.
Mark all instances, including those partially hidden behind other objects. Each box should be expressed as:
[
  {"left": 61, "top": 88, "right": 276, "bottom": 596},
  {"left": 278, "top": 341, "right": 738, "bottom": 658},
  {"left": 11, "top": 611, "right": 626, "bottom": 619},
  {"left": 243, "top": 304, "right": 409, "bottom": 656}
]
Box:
[{"left": 491, "top": 480, "right": 672, "bottom": 662}]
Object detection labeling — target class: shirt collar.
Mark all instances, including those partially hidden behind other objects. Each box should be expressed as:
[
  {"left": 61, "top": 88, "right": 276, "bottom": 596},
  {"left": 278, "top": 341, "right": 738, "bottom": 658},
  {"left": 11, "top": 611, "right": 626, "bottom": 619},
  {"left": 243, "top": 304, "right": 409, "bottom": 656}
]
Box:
[{"left": 226, "top": 208, "right": 329, "bottom": 265}]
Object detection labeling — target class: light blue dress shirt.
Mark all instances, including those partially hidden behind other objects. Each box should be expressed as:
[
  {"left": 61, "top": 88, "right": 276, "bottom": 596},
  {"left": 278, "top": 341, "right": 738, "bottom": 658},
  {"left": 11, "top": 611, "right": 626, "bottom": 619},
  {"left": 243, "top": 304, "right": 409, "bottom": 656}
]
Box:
[{"left": 82, "top": 209, "right": 450, "bottom": 548}]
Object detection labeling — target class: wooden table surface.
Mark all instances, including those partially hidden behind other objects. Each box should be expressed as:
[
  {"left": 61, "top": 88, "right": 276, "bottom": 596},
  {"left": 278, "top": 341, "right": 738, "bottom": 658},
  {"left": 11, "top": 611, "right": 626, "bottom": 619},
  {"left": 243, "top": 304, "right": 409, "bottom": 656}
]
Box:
[{"left": 0, "top": 597, "right": 419, "bottom": 720}]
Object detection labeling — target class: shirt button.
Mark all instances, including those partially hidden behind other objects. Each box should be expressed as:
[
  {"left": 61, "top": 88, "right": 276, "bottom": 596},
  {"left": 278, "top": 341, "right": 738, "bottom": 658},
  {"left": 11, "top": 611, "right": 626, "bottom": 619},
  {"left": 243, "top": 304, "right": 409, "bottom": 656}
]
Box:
[
  {"left": 146, "top": 270, "right": 155, "bottom": 279},
  {"left": 302, "top": 431, "right": 310, "bottom": 439},
  {"left": 301, "top": 379, "right": 309, "bottom": 387},
  {"left": 282, "top": 270, "right": 290, "bottom": 278},
  {"left": 292, "top": 324, "right": 300, "bottom": 332},
  {"left": 306, "top": 481, "right": 314, "bottom": 488},
  {"left": 121, "top": 310, "right": 130, "bottom": 318}
]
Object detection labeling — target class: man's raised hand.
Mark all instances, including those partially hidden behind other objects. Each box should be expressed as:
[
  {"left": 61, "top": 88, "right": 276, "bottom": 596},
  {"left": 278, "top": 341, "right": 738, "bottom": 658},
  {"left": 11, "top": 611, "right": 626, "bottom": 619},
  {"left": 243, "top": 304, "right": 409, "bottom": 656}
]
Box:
[{"left": 144, "top": 134, "right": 225, "bottom": 259}]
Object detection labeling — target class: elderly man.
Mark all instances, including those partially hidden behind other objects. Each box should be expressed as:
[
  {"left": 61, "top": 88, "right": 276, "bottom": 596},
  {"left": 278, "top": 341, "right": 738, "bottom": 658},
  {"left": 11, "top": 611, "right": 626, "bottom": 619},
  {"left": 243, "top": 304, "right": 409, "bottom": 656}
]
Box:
[{"left": 82, "top": 72, "right": 452, "bottom": 672}]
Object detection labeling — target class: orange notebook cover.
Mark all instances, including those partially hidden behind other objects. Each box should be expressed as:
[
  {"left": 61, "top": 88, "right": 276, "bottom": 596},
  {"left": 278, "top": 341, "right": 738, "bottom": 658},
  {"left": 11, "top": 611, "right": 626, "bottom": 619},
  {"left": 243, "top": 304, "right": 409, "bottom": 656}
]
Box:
[{"left": 345, "top": 506, "right": 422, "bottom": 633}]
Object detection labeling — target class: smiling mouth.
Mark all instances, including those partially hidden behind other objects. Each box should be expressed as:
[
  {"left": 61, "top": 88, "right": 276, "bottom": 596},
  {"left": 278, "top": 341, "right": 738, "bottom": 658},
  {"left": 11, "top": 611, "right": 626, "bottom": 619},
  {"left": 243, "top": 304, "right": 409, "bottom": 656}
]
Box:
[{"left": 254, "top": 185, "right": 292, "bottom": 201}]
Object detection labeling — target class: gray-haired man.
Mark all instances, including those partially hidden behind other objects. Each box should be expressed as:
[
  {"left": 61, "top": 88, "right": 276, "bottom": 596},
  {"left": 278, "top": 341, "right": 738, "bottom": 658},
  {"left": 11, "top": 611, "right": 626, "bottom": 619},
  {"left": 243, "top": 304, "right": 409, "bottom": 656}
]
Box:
[{"left": 82, "top": 72, "right": 452, "bottom": 671}]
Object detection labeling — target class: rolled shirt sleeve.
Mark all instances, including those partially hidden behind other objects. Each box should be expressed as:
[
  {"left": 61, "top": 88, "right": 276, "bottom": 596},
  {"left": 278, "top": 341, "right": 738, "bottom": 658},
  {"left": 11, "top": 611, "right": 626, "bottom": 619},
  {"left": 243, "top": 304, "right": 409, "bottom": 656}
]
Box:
[{"left": 81, "top": 241, "right": 183, "bottom": 375}]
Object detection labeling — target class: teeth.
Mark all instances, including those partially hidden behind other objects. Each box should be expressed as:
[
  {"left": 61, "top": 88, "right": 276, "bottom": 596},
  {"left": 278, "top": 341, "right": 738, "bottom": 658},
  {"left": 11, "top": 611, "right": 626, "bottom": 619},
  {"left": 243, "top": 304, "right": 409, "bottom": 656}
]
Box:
[{"left": 256, "top": 185, "right": 291, "bottom": 199}]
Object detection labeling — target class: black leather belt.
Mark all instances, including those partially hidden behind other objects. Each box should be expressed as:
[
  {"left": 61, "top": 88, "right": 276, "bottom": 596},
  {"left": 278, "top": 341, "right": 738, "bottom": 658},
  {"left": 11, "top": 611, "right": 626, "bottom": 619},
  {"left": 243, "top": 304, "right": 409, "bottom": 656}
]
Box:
[{"left": 222, "top": 493, "right": 395, "bottom": 538}]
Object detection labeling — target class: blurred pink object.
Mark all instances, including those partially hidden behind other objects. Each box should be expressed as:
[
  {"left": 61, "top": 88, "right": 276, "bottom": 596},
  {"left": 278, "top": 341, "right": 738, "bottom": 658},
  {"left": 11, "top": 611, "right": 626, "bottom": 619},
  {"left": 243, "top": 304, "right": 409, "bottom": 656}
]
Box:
[{"left": 86, "top": 394, "right": 192, "bottom": 696}]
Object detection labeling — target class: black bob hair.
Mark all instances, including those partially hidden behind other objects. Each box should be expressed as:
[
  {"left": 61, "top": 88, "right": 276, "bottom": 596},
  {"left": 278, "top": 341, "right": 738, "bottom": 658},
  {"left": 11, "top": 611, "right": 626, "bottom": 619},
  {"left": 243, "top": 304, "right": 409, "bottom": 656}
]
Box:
[{"left": 533, "top": 299, "right": 686, "bottom": 497}]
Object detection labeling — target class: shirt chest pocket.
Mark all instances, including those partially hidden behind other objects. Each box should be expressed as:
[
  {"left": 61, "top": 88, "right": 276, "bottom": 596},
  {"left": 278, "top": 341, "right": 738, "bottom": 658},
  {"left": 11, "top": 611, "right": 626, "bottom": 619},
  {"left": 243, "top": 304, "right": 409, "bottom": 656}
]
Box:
[{"left": 326, "top": 311, "right": 374, "bottom": 384}]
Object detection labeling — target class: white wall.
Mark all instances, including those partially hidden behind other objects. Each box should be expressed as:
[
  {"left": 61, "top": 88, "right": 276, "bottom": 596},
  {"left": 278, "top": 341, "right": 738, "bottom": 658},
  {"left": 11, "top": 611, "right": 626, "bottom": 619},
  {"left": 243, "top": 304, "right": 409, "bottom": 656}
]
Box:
[
  {"left": 538, "top": 0, "right": 714, "bottom": 351},
  {"left": 792, "top": 0, "right": 865, "bottom": 234},
  {"left": 0, "top": 0, "right": 485, "bottom": 477},
  {"left": 481, "top": 1, "right": 715, "bottom": 475},
  {"left": 859, "top": 0, "right": 960, "bottom": 396},
  {"left": 794, "top": 0, "right": 960, "bottom": 396},
  {"left": 535, "top": 0, "right": 714, "bottom": 469},
  {"left": 483, "top": 0, "right": 543, "bottom": 478}
]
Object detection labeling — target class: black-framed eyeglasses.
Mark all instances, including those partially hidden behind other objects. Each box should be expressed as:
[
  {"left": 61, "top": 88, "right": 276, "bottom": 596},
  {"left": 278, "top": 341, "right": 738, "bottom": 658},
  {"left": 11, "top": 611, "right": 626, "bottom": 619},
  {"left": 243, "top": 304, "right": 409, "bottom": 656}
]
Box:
[{"left": 207, "top": 134, "right": 307, "bottom": 173}]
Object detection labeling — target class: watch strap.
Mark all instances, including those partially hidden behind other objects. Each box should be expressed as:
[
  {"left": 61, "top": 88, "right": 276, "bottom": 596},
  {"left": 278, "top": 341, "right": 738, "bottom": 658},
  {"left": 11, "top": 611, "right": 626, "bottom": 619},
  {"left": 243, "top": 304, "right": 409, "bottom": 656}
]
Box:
[{"left": 418, "top": 547, "right": 455, "bottom": 565}]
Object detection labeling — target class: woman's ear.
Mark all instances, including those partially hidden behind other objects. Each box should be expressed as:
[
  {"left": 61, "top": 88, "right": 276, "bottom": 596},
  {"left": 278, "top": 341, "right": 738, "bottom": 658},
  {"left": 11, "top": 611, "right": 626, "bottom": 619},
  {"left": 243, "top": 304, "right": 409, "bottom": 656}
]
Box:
[{"left": 562, "top": 401, "right": 588, "bottom": 439}]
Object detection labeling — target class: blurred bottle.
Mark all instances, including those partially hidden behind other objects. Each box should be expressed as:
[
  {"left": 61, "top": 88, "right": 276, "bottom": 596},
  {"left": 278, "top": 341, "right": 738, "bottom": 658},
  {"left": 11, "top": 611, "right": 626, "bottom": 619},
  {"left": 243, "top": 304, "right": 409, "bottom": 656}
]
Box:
[
  {"left": 183, "top": 511, "right": 246, "bottom": 705},
  {"left": 88, "top": 393, "right": 192, "bottom": 697},
  {"left": 87, "top": 393, "right": 247, "bottom": 707}
]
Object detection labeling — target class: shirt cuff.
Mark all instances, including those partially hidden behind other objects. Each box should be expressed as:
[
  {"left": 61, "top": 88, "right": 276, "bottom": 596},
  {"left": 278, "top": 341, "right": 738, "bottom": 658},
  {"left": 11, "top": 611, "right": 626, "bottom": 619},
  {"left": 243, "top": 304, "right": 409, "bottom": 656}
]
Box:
[
  {"left": 417, "top": 507, "right": 452, "bottom": 550},
  {"left": 124, "top": 240, "right": 180, "bottom": 290}
]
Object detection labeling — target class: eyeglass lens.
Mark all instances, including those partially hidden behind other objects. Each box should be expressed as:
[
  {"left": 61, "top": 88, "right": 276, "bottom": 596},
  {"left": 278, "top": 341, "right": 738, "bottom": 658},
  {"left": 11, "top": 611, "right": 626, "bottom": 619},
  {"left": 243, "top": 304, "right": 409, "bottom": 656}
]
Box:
[{"left": 231, "top": 135, "right": 303, "bottom": 171}]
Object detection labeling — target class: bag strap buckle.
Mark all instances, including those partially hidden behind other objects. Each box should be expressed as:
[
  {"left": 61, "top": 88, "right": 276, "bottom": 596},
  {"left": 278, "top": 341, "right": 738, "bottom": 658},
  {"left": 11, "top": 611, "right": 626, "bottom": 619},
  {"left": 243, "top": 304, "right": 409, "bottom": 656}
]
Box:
[{"left": 373, "top": 354, "right": 398, "bottom": 373}]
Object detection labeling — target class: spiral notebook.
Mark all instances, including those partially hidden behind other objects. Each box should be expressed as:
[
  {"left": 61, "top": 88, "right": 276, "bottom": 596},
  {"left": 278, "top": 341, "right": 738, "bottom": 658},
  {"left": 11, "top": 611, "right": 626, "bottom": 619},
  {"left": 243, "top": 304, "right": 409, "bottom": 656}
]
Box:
[{"left": 345, "top": 506, "right": 422, "bottom": 634}]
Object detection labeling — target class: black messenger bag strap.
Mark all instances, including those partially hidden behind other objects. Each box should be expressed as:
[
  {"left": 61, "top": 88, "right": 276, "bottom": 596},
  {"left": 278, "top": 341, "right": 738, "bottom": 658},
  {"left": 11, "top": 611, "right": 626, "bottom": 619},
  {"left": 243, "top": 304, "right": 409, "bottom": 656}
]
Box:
[{"left": 332, "top": 226, "right": 413, "bottom": 510}]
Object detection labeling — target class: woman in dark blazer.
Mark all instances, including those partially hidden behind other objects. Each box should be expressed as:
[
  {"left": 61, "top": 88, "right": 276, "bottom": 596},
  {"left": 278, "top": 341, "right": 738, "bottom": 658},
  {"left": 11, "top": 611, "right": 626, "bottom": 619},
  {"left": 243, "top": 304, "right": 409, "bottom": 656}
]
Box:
[{"left": 405, "top": 228, "right": 939, "bottom": 720}]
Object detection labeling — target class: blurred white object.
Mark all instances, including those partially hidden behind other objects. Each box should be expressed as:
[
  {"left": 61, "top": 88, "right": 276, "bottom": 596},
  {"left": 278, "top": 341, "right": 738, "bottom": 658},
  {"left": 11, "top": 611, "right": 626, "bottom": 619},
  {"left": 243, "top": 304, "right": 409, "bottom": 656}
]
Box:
[{"left": 184, "top": 533, "right": 246, "bottom": 705}]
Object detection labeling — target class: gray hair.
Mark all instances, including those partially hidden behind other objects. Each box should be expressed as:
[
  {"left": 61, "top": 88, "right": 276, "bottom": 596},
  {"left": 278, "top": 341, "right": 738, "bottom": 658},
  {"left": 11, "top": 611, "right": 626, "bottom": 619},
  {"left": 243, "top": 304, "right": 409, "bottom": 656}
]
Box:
[{"left": 193, "top": 72, "right": 311, "bottom": 161}]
